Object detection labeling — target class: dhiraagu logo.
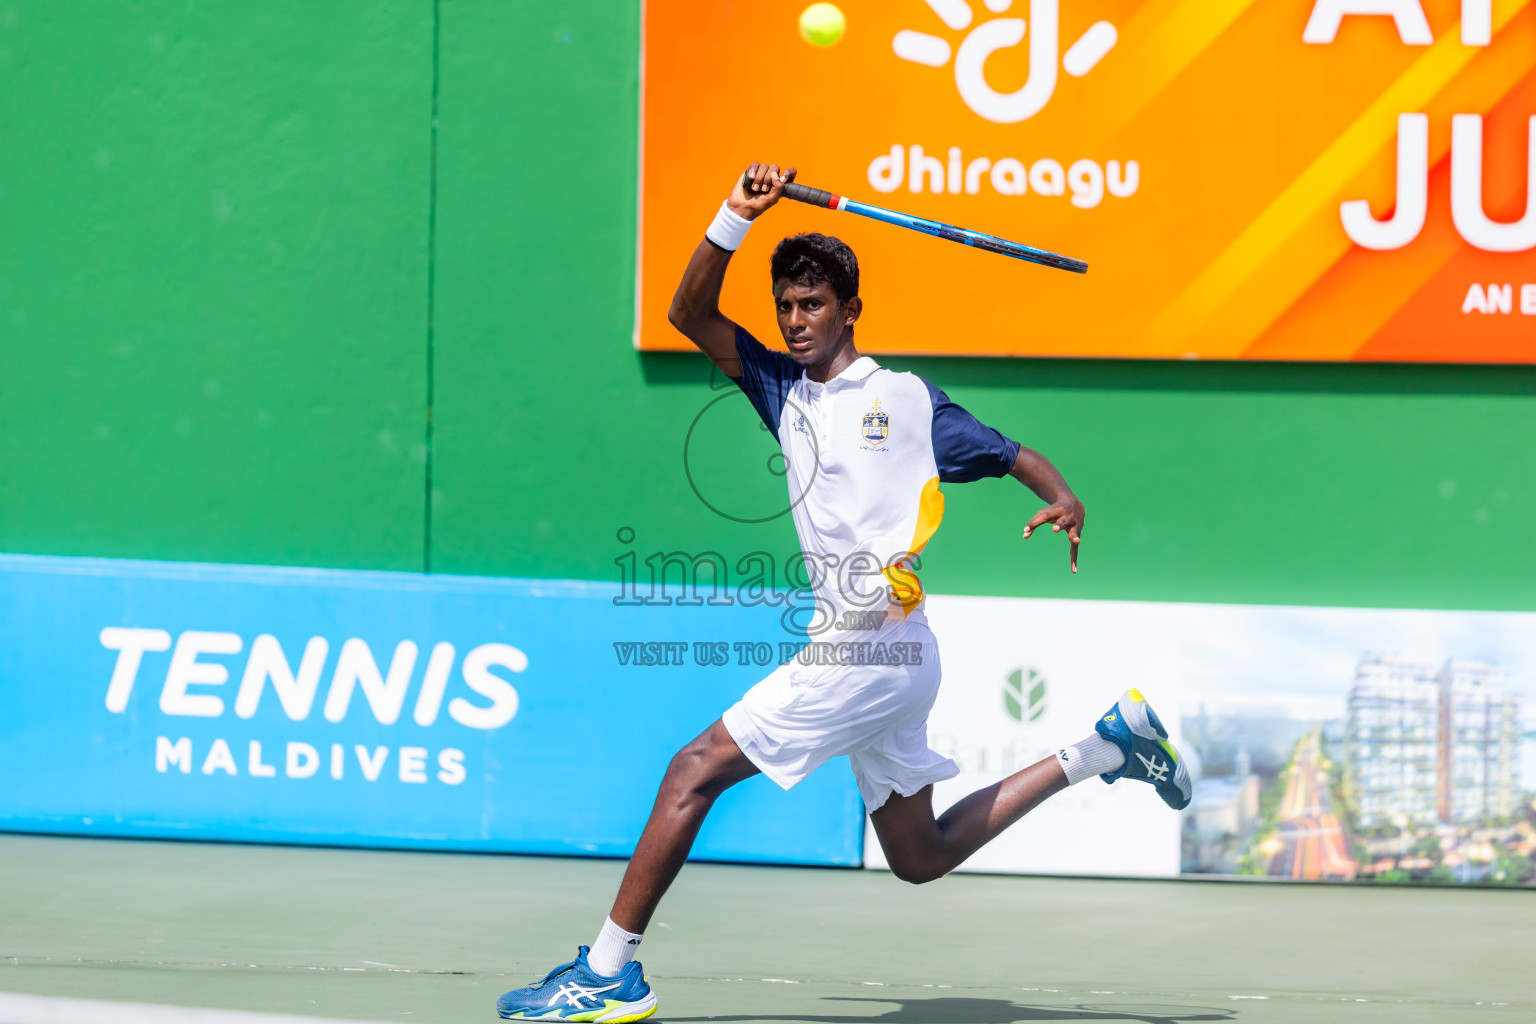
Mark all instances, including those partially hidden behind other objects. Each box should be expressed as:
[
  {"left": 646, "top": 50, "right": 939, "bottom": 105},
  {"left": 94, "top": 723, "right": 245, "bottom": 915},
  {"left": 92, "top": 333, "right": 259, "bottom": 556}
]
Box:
[
  {"left": 867, "top": 1, "right": 1139, "bottom": 208},
  {"left": 1002, "top": 666, "right": 1048, "bottom": 724},
  {"left": 893, "top": 0, "right": 1117, "bottom": 124}
]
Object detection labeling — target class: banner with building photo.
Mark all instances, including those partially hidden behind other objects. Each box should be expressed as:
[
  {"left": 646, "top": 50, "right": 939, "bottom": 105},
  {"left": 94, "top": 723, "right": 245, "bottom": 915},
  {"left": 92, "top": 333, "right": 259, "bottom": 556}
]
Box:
[{"left": 865, "top": 594, "right": 1536, "bottom": 885}]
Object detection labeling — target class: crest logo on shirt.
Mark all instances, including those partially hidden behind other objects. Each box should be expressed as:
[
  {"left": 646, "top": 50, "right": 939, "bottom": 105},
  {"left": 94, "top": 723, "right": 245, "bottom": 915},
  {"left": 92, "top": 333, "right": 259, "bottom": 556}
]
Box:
[{"left": 861, "top": 400, "right": 889, "bottom": 446}]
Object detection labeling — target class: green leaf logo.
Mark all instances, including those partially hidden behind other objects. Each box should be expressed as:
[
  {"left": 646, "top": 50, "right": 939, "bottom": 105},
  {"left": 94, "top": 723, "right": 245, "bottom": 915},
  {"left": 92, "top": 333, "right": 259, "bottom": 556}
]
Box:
[{"left": 1003, "top": 667, "right": 1048, "bottom": 724}]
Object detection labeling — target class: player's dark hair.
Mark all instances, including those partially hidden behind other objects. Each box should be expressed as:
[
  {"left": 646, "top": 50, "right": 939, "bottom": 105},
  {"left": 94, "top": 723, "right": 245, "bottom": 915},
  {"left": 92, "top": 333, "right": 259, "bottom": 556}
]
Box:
[{"left": 770, "top": 233, "right": 859, "bottom": 303}]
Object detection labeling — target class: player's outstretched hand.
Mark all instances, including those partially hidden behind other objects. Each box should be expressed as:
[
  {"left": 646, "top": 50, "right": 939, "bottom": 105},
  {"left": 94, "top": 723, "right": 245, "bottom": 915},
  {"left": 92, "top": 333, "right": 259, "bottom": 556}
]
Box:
[
  {"left": 729, "top": 162, "right": 796, "bottom": 221},
  {"left": 1022, "top": 500, "right": 1085, "bottom": 573}
]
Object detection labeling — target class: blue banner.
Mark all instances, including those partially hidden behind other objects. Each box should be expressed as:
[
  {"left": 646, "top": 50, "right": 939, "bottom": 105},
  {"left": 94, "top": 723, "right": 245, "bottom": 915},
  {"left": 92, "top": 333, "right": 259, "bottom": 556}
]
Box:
[{"left": 0, "top": 554, "right": 863, "bottom": 865}]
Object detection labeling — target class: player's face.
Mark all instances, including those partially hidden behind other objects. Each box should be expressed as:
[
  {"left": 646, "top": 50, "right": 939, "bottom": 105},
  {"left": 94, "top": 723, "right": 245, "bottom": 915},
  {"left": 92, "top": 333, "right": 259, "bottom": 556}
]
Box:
[{"left": 773, "top": 279, "right": 859, "bottom": 366}]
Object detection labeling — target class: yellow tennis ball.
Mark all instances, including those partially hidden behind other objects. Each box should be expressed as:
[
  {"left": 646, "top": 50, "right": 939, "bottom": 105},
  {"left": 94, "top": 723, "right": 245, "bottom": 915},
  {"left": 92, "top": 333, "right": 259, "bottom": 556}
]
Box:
[{"left": 799, "top": 3, "right": 846, "bottom": 47}]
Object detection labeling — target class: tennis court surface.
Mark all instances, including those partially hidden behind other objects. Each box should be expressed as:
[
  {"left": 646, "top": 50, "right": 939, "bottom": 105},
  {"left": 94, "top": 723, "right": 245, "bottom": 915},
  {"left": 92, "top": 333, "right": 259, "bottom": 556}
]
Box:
[{"left": 2, "top": 834, "right": 1528, "bottom": 1024}]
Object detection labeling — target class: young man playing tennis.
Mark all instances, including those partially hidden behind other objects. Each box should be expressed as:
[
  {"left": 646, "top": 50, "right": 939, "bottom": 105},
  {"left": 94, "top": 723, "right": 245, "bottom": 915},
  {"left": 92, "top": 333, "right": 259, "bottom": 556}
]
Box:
[{"left": 495, "top": 163, "right": 1191, "bottom": 1022}]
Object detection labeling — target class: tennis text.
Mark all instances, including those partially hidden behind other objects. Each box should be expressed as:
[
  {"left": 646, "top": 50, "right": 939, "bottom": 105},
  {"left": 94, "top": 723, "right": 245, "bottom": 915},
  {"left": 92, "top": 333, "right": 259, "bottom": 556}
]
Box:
[{"left": 101, "top": 628, "right": 523, "bottom": 728}]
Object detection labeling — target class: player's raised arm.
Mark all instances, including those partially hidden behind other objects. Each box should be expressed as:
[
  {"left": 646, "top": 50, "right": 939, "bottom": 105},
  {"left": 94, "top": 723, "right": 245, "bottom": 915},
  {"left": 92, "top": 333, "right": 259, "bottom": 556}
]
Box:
[
  {"left": 1012, "top": 448, "right": 1086, "bottom": 573},
  {"left": 667, "top": 162, "right": 797, "bottom": 377}
]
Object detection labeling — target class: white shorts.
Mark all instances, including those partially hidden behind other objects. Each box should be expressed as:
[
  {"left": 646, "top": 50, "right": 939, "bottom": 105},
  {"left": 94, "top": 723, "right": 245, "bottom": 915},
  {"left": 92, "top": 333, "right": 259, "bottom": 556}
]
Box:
[{"left": 721, "top": 615, "right": 959, "bottom": 812}]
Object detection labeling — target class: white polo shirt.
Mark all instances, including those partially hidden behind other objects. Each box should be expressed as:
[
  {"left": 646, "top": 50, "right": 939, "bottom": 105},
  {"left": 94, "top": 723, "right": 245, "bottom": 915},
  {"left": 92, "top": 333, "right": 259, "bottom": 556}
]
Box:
[{"left": 731, "top": 326, "right": 1020, "bottom": 632}]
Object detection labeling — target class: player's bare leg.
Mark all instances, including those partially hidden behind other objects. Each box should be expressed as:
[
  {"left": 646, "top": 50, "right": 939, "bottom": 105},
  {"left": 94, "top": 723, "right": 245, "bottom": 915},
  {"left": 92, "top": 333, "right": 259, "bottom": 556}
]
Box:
[
  {"left": 872, "top": 688, "right": 1194, "bottom": 885},
  {"left": 609, "top": 719, "right": 759, "bottom": 932},
  {"left": 494, "top": 721, "right": 755, "bottom": 1020},
  {"left": 870, "top": 758, "right": 1069, "bottom": 884}
]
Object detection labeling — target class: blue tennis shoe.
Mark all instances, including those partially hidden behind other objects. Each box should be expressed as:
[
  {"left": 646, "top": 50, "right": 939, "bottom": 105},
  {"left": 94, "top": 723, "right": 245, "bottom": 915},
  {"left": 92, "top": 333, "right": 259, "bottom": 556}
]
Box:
[
  {"left": 1095, "top": 688, "right": 1193, "bottom": 810},
  {"left": 496, "top": 945, "right": 657, "bottom": 1022}
]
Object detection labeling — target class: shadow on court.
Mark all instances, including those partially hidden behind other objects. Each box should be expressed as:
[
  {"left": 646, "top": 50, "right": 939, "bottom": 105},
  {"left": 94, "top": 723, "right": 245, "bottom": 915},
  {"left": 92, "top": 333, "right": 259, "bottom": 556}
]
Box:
[{"left": 667, "top": 995, "right": 1239, "bottom": 1024}]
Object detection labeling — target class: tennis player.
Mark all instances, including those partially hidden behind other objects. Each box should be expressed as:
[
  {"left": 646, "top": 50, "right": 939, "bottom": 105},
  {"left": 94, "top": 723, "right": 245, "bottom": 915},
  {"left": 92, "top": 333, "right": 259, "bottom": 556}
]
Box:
[{"left": 496, "top": 164, "right": 1192, "bottom": 1022}]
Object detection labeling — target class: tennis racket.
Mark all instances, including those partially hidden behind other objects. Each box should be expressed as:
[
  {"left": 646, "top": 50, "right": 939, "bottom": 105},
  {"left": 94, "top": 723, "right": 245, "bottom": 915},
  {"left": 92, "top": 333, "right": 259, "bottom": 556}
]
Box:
[{"left": 778, "top": 181, "right": 1087, "bottom": 275}]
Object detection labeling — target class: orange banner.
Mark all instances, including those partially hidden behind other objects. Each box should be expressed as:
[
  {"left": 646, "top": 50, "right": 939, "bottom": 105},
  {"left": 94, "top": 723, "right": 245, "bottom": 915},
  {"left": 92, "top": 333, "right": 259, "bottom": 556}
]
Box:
[{"left": 637, "top": 0, "right": 1536, "bottom": 361}]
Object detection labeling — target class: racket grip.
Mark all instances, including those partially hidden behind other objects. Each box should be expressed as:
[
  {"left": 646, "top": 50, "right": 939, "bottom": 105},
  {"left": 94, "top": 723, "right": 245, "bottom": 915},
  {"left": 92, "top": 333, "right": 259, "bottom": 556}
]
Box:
[{"left": 782, "top": 182, "right": 835, "bottom": 208}]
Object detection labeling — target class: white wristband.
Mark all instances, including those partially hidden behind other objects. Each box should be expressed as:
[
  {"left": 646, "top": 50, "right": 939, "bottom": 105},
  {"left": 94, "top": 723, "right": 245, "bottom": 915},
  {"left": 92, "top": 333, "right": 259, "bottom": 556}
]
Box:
[{"left": 705, "top": 200, "right": 753, "bottom": 251}]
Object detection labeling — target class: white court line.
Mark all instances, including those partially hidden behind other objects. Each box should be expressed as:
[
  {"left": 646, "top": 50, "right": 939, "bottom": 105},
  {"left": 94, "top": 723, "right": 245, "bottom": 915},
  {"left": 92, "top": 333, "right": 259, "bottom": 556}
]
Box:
[{"left": 0, "top": 992, "right": 391, "bottom": 1024}]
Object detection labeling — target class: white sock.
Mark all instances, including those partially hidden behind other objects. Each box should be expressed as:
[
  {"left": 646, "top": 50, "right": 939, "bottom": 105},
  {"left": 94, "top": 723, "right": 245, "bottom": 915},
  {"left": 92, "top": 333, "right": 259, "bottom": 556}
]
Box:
[
  {"left": 1055, "top": 733, "right": 1125, "bottom": 786},
  {"left": 588, "top": 916, "right": 644, "bottom": 977}
]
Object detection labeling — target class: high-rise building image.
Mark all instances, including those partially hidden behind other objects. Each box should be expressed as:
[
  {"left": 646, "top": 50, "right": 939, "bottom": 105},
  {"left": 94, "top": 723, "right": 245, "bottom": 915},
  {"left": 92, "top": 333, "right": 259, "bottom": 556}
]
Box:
[
  {"left": 1439, "top": 660, "right": 1522, "bottom": 824},
  {"left": 1346, "top": 657, "right": 1441, "bottom": 829},
  {"left": 1345, "top": 656, "right": 1522, "bottom": 829}
]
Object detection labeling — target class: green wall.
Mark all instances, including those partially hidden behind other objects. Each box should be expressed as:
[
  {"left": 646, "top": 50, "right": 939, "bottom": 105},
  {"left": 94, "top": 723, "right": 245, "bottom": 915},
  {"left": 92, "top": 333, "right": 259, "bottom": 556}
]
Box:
[
  {"left": 4, "top": 1, "right": 1534, "bottom": 612},
  {"left": 0, "top": 2, "right": 432, "bottom": 569}
]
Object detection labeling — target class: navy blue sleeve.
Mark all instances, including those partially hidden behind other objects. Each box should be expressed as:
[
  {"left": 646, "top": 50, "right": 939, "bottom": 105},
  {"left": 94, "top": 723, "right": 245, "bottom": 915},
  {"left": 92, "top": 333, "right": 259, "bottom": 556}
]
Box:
[
  {"left": 729, "top": 324, "right": 801, "bottom": 442},
  {"left": 923, "top": 378, "right": 1022, "bottom": 483}
]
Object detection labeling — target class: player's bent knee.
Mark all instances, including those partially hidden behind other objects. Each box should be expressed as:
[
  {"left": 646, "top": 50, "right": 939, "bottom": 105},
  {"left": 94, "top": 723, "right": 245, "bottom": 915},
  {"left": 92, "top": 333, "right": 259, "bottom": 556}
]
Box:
[
  {"left": 661, "top": 746, "right": 711, "bottom": 792},
  {"left": 659, "top": 734, "right": 735, "bottom": 805},
  {"left": 886, "top": 853, "right": 949, "bottom": 885}
]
